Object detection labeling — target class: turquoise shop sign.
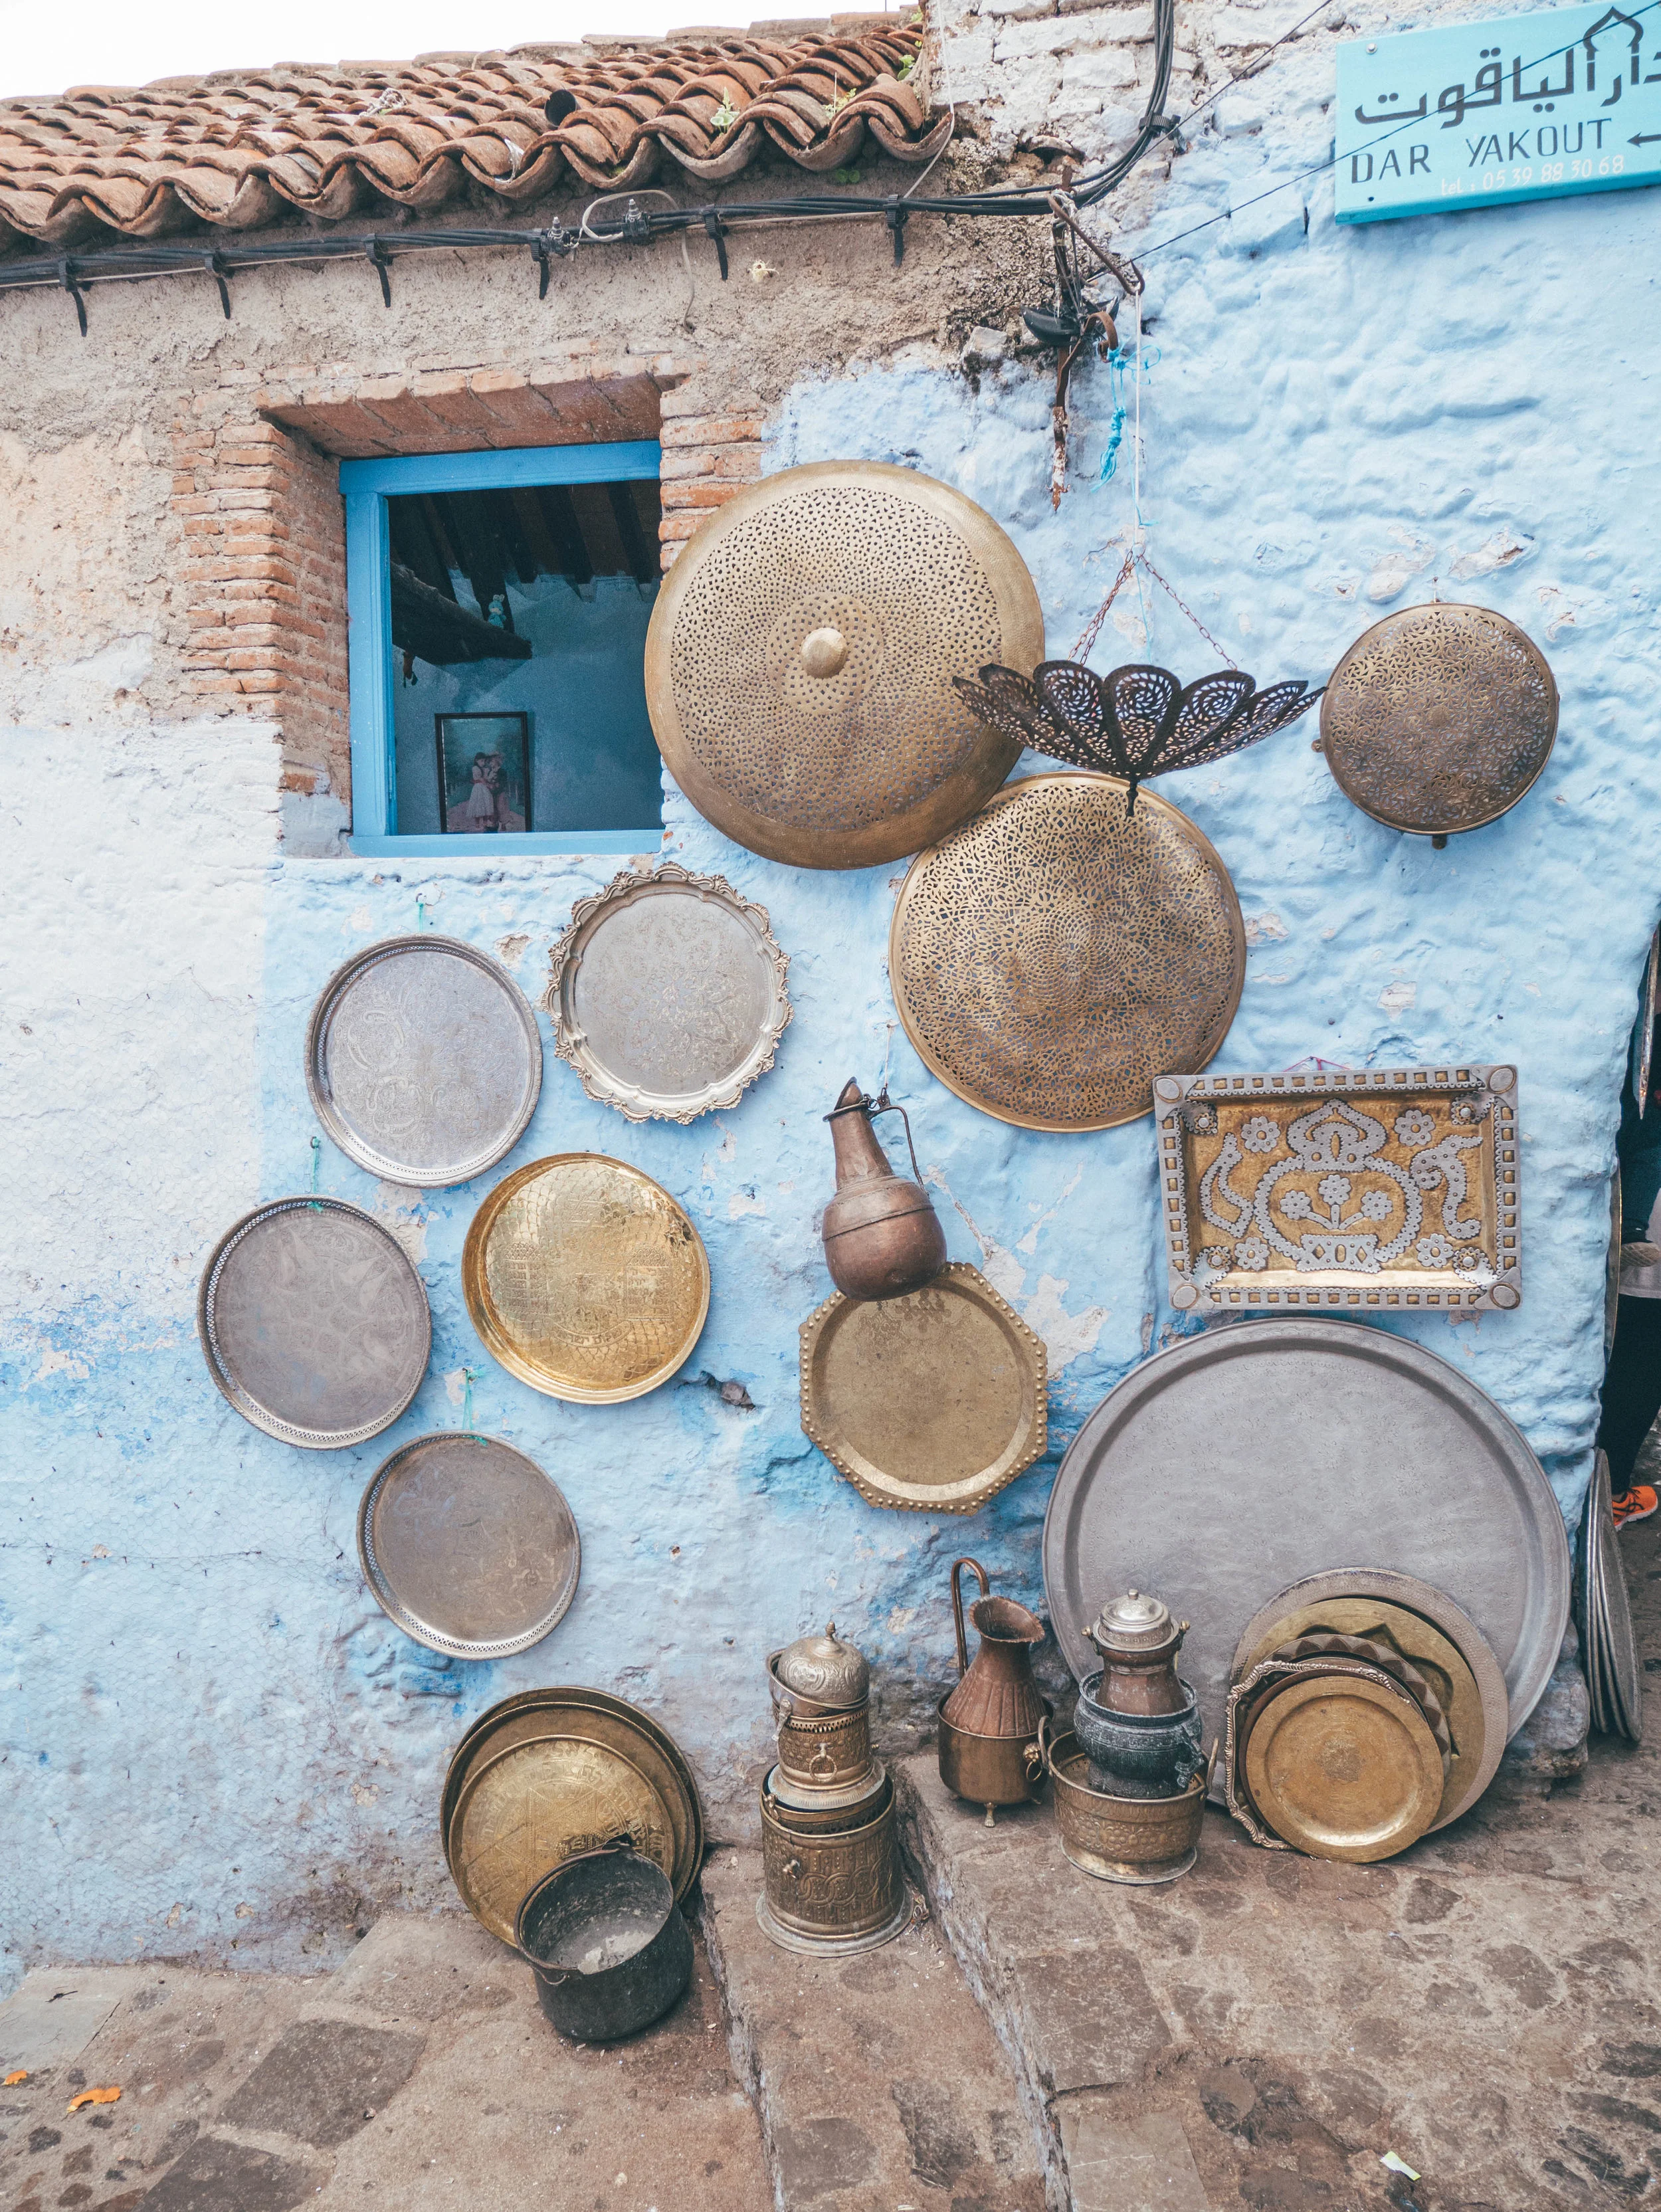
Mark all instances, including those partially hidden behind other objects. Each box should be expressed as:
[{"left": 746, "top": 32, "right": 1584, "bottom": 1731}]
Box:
[{"left": 1335, "top": 1, "right": 1661, "bottom": 222}]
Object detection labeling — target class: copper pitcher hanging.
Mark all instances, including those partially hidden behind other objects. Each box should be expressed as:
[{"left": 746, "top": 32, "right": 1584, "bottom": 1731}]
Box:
[
  {"left": 821, "top": 1080, "right": 947, "bottom": 1302},
  {"left": 937, "top": 1557, "right": 1048, "bottom": 1824}
]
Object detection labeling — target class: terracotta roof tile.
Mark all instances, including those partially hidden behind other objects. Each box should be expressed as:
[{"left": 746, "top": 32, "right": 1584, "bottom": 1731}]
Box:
[{"left": 0, "top": 14, "right": 945, "bottom": 252}]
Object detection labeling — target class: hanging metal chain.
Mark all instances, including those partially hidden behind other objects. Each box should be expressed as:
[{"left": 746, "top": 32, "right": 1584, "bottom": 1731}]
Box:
[
  {"left": 1137, "top": 553, "right": 1238, "bottom": 668},
  {"left": 1070, "top": 548, "right": 1238, "bottom": 670}
]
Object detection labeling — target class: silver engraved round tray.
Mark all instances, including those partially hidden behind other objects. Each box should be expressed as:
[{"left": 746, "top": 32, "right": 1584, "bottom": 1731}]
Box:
[
  {"left": 1043, "top": 1318, "right": 1570, "bottom": 1754},
  {"left": 357, "top": 1432, "right": 581, "bottom": 1659},
  {"left": 198, "top": 1197, "right": 431, "bottom": 1449},
  {"left": 546, "top": 864, "right": 791, "bottom": 1123},
  {"left": 307, "top": 934, "right": 542, "bottom": 1185}
]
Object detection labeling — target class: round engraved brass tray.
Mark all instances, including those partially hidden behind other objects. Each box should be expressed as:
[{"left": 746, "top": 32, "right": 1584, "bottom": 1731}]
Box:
[
  {"left": 644, "top": 460, "right": 1044, "bottom": 869},
  {"left": 357, "top": 1432, "right": 580, "bottom": 1660},
  {"left": 462, "top": 1154, "right": 710, "bottom": 1403},
  {"left": 1319, "top": 602, "right": 1557, "bottom": 837},
  {"left": 1242, "top": 1666, "right": 1445, "bottom": 1863},
  {"left": 799, "top": 1262, "right": 1048, "bottom": 1513},
  {"left": 306, "top": 934, "right": 542, "bottom": 1187},
  {"left": 198, "top": 1196, "right": 431, "bottom": 1449},
  {"left": 442, "top": 1689, "right": 704, "bottom": 1944},
  {"left": 547, "top": 864, "right": 791, "bottom": 1124},
  {"left": 889, "top": 772, "right": 1246, "bottom": 1132}
]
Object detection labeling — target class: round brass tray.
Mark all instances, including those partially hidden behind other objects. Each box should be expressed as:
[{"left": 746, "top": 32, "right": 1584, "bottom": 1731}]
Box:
[
  {"left": 546, "top": 864, "right": 791, "bottom": 1124},
  {"left": 799, "top": 1262, "right": 1048, "bottom": 1514},
  {"left": 1319, "top": 602, "right": 1557, "bottom": 837},
  {"left": 644, "top": 460, "right": 1044, "bottom": 870},
  {"left": 462, "top": 1154, "right": 710, "bottom": 1403},
  {"left": 442, "top": 1688, "right": 704, "bottom": 1944},
  {"left": 356, "top": 1432, "right": 580, "bottom": 1660},
  {"left": 1242, "top": 1669, "right": 1445, "bottom": 1864},
  {"left": 889, "top": 773, "right": 1245, "bottom": 1132}
]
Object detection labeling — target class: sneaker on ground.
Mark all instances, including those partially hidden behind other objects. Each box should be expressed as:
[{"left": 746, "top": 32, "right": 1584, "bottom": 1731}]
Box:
[{"left": 1612, "top": 1484, "right": 1659, "bottom": 1529}]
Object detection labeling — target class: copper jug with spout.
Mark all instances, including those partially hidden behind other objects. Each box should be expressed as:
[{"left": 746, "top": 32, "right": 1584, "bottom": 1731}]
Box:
[
  {"left": 821, "top": 1080, "right": 947, "bottom": 1302},
  {"left": 936, "top": 1558, "right": 1048, "bottom": 1825}
]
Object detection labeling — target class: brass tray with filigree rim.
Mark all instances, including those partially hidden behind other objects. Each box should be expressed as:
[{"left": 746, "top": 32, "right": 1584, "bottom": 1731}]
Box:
[
  {"left": 644, "top": 461, "right": 1044, "bottom": 869},
  {"left": 888, "top": 772, "right": 1245, "bottom": 1132},
  {"left": 462, "top": 1154, "right": 710, "bottom": 1403}
]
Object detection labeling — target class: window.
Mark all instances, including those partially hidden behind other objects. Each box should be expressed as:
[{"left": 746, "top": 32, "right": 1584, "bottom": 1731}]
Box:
[{"left": 342, "top": 441, "right": 665, "bottom": 855}]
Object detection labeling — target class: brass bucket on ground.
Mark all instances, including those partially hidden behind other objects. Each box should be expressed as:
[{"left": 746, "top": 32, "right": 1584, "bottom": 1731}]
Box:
[{"left": 1044, "top": 1726, "right": 1205, "bottom": 1885}]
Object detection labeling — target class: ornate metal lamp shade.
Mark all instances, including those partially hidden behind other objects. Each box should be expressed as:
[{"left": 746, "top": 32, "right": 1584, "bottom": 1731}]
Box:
[{"left": 953, "top": 659, "right": 1323, "bottom": 809}]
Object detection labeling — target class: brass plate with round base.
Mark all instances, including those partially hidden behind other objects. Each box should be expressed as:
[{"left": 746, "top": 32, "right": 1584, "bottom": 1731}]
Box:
[
  {"left": 889, "top": 773, "right": 1245, "bottom": 1132},
  {"left": 462, "top": 1154, "right": 710, "bottom": 1403},
  {"left": 754, "top": 1895, "right": 912, "bottom": 1956},
  {"left": 1231, "top": 1573, "right": 1506, "bottom": 1828},
  {"left": 1242, "top": 1670, "right": 1446, "bottom": 1863},
  {"left": 1319, "top": 602, "right": 1557, "bottom": 837},
  {"left": 644, "top": 460, "right": 1043, "bottom": 870},
  {"left": 799, "top": 1263, "right": 1048, "bottom": 1513}
]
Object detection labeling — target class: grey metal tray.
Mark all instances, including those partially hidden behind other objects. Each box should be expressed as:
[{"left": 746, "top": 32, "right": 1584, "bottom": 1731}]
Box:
[
  {"left": 1042, "top": 1318, "right": 1570, "bottom": 1756},
  {"left": 357, "top": 1432, "right": 581, "bottom": 1660},
  {"left": 198, "top": 1197, "right": 431, "bottom": 1449},
  {"left": 306, "top": 934, "right": 542, "bottom": 1187}
]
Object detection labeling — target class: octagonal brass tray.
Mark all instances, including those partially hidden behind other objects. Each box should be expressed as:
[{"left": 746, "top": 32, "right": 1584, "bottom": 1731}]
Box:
[
  {"left": 357, "top": 1432, "right": 580, "bottom": 1660},
  {"left": 644, "top": 460, "right": 1044, "bottom": 869},
  {"left": 198, "top": 1196, "right": 431, "bottom": 1449},
  {"left": 462, "top": 1154, "right": 710, "bottom": 1403},
  {"left": 890, "top": 772, "right": 1245, "bottom": 1132},
  {"left": 799, "top": 1262, "right": 1048, "bottom": 1513},
  {"left": 442, "top": 1688, "right": 704, "bottom": 1944},
  {"left": 547, "top": 864, "right": 791, "bottom": 1123},
  {"left": 1318, "top": 602, "right": 1557, "bottom": 838}
]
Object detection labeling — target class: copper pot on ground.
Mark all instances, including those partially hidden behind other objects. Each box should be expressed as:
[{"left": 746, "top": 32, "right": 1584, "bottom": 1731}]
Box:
[
  {"left": 937, "top": 1557, "right": 1049, "bottom": 1825},
  {"left": 821, "top": 1080, "right": 947, "bottom": 1301}
]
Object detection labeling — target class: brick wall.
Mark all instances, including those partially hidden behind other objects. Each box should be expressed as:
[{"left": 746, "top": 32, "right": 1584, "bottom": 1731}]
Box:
[{"left": 168, "top": 346, "right": 767, "bottom": 831}]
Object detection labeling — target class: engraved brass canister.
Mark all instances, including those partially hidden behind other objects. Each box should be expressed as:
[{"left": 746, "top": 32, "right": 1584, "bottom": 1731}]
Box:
[{"left": 757, "top": 1779, "right": 907, "bottom": 1954}]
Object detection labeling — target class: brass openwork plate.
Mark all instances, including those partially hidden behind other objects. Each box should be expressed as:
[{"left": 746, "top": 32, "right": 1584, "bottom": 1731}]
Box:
[
  {"left": 799, "top": 1262, "right": 1048, "bottom": 1513},
  {"left": 546, "top": 864, "right": 791, "bottom": 1124},
  {"left": 1155, "top": 1064, "right": 1521, "bottom": 1313},
  {"left": 306, "top": 934, "right": 542, "bottom": 1187},
  {"left": 644, "top": 461, "right": 1044, "bottom": 869},
  {"left": 462, "top": 1154, "right": 710, "bottom": 1402},
  {"left": 890, "top": 773, "right": 1245, "bottom": 1132},
  {"left": 442, "top": 1688, "right": 703, "bottom": 1945},
  {"left": 1319, "top": 602, "right": 1557, "bottom": 836},
  {"left": 1242, "top": 1668, "right": 1445, "bottom": 1863},
  {"left": 197, "top": 1197, "right": 431, "bottom": 1449},
  {"left": 356, "top": 1432, "right": 580, "bottom": 1660}
]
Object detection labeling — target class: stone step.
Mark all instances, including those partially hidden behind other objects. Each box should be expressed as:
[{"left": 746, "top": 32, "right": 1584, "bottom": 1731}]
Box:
[{"left": 696, "top": 1845, "right": 1046, "bottom": 2212}]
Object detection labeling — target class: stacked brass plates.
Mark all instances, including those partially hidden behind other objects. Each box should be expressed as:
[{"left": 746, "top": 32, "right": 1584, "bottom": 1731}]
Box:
[
  {"left": 546, "top": 864, "right": 791, "bottom": 1124},
  {"left": 799, "top": 1262, "right": 1047, "bottom": 1513},
  {"left": 198, "top": 1197, "right": 431, "bottom": 1449},
  {"left": 644, "top": 461, "right": 1044, "bottom": 869},
  {"left": 1045, "top": 1728, "right": 1205, "bottom": 1884},
  {"left": 1581, "top": 1451, "right": 1642, "bottom": 1742},
  {"left": 306, "top": 935, "right": 541, "bottom": 1185},
  {"left": 442, "top": 1689, "right": 704, "bottom": 1946},
  {"left": 357, "top": 1433, "right": 580, "bottom": 1660},
  {"left": 889, "top": 774, "right": 1245, "bottom": 1132},
  {"left": 1319, "top": 603, "right": 1557, "bottom": 837},
  {"left": 463, "top": 1154, "right": 710, "bottom": 1403}
]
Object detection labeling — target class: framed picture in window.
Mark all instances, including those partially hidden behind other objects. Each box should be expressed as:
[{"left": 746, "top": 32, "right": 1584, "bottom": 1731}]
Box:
[{"left": 437, "top": 712, "right": 533, "bottom": 835}]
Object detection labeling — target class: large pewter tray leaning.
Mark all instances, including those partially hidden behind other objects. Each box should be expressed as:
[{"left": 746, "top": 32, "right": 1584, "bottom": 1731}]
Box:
[{"left": 1043, "top": 1319, "right": 1570, "bottom": 1765}]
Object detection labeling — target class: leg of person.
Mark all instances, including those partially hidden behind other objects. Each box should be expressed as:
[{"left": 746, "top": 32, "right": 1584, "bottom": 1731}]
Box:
[{"left": 1596, "top": 1293, "right": 1661, "bottom": 1524}]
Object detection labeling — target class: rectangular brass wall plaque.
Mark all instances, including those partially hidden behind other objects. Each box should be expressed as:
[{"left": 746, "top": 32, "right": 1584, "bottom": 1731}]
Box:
[{"left": 1153, "top": 1065, "right": 1521, "bottom": 1316}]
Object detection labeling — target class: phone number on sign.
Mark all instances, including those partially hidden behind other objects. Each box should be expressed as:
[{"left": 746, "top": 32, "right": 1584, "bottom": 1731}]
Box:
[{"left": 1483, "top": 155, "right": 1626, "bottom": 187}]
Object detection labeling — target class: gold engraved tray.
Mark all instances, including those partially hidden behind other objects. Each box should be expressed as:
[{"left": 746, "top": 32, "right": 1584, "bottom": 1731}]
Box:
[
  {"left": 357, "top": 1431, "right": 580, "bottom": 1661},
  {"left": 462, "top": 1154, "right": 710, "bottom": 1402},
  {"left": 546, "top": 864, "right": 791, "bottom": 1124},
  {"left": 442, "top": 1688, "right": 704, "bottom": 1945},
  {"left": 799, "top": 1262, "right": 1048, "bottom": 1514},
  {"left": 890, "top": 773, "right": 1245, "bottom": 1132},
  {"left": 644, "top": 460, "right": 1044, "bottom": 870},
  {"left": 1155, "top": 1063, "right": 1520, "bottom": 1314}
]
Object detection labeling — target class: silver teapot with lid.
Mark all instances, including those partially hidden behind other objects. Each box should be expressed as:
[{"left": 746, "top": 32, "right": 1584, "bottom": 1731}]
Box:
[
  {"left": 768, "top": 1622, "right": 870, "bottom": 1716},
  {"left": 1074, "top": 1587, "right": 1203, "bottom": 1798}
]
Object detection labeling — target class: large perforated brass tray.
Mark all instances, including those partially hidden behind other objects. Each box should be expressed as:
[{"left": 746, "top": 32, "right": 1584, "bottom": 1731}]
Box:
[
  {"left": 462, "top": 1154, "right": 710, "bottom": 1403},
  {"left": 1319, "top": 602, "right": 1557, "bottom": 837},
  {"left": 890, "top": 773, "right": 1245, "bottom": 1132},
  {"left": 644, "top": 460, "right": 1044, "bottom": 869},
  {"left": 799, "top": 1261, "right": 1048, "bottom": 1513},
  {"left": 442, "top": 1688, "right": 704, "bottom": 1945},
  {"left": 546, "top": 864, "right": 791, "bottom": 1123}
]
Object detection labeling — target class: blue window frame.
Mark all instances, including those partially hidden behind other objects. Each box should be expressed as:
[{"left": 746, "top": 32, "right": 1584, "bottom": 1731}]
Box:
[{"left": 342, "top": 440, "right": 665, "bottom": 856}]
